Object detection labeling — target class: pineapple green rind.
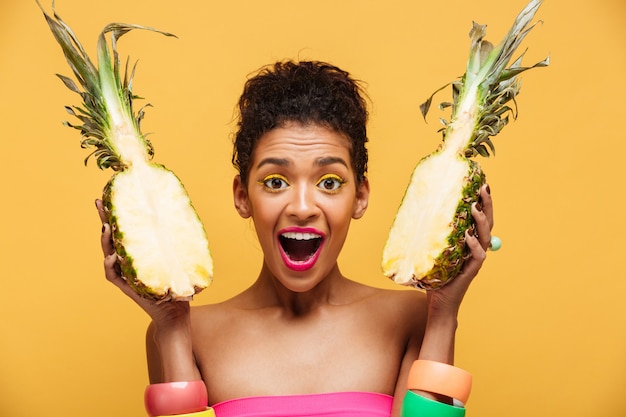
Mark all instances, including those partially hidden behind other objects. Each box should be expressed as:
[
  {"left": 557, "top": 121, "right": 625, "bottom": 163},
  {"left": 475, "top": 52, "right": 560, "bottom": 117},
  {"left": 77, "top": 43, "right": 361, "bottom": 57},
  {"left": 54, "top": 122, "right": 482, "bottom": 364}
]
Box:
[{"left": 382, "top": 0, "right": 547, "bottom": 289}]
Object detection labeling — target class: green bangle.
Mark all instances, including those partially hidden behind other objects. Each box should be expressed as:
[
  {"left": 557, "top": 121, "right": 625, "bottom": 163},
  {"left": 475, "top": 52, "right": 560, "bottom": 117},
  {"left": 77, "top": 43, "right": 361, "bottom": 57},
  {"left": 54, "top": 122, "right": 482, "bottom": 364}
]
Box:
[{"left": 401, "top": 390, "right": 465, "bottom": 417}]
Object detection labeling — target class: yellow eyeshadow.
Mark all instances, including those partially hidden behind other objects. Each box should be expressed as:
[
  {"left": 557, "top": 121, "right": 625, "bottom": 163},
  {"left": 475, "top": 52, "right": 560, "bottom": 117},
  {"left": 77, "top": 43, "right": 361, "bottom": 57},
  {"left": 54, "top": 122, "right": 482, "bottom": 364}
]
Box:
[
  {"left": 318, "top": 173, "right": 346, "bottom": 182},
  {"left": 257, "top": 173, "right": 288, "bottom": 184}
]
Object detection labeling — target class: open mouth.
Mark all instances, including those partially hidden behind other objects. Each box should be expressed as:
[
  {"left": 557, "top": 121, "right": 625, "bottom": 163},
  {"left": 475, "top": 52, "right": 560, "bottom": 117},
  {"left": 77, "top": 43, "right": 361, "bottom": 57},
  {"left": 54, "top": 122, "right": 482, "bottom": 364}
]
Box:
[{"left": 279, "top": 231, "right": 323, "bottom": 262}]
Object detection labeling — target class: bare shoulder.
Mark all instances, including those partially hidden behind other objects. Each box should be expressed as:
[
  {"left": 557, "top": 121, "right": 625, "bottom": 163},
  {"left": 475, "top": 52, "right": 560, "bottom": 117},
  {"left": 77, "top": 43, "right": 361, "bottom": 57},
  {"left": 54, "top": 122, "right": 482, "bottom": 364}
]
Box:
[
  {"left": 370, "top": 285, "right": 427, "bottom": 311},
  {"left": 372, "top": 286, "right": 426, "bottom": 322},
  {"left": 189, "top": 299, "right": 239, "bottom": 333},
  {"left": 336, "top": 280, "right": 429, "bottom": 340},
  {"left": 349, "top": 280, "right": 427, "bottom": 313},
  {"left": 187, "top": 293, "right": 269, "bottom": 340}
]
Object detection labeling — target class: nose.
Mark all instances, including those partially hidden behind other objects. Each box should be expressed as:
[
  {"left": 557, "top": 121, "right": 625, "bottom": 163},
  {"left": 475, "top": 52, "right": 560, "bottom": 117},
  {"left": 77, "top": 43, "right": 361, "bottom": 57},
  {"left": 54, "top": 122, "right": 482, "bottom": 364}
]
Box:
[{"left": 285, "top": 182, "right": 320, "bottom": 221}]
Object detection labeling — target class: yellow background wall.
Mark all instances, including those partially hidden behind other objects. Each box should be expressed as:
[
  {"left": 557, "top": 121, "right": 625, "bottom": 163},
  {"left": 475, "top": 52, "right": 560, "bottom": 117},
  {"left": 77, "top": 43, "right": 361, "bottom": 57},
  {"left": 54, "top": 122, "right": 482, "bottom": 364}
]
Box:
[{"left": 1, "top": 0, "right": 624, "bottom": 416}]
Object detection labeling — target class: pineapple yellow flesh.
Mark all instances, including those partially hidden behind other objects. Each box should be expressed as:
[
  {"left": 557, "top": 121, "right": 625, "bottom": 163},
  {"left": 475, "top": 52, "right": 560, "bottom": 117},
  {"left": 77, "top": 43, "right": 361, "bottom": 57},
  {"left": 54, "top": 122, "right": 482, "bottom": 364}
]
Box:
[
  {"left": 382, "top": 149, "right": 473, "bottom": 286},
  {"left": 40, "top": 3, "right": 213, "bottom": 301},
  {"left": 105, "top": 163, "right": 213, "bottom": 301},
  {"left": 382, "top": 0, "right": 547, "bottom": 289}
]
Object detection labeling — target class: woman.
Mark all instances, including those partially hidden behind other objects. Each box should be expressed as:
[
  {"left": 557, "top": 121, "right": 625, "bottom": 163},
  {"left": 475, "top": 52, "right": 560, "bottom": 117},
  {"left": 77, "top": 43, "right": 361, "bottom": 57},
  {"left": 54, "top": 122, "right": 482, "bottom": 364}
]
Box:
[{"left": 97, "top": 61, "right": 494, "bottom": 417}]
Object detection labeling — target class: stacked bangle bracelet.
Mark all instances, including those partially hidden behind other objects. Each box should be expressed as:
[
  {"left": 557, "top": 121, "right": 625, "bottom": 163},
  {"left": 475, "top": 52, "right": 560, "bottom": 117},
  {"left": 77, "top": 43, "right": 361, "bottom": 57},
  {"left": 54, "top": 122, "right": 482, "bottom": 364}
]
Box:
[
  {"left": 407, "top": 360, "right": 472, "bottom": 405},
  {"left": 144, "top": 380, "right": 209, "bottom": 417},
  {"left": 401, "top": 390, "right": 465, "bottom": 417}
]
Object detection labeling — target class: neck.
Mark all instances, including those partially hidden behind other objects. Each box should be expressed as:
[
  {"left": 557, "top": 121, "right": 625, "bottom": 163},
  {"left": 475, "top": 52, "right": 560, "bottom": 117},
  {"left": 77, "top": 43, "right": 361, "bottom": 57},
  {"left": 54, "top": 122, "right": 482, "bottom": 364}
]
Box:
[{"left": 252, "top": 262, "right": 346, "bottom": 317}]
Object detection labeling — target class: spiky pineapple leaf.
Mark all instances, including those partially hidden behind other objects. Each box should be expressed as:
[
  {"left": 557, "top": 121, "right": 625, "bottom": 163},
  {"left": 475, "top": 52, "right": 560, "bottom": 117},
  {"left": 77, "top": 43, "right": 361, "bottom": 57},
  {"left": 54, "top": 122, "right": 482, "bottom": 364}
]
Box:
[
  {"left": 419, "top": 0, "right": 549, "bottom": 156},
  {"left": 38, "top": 1, "right": 176, "bottom": 170}
]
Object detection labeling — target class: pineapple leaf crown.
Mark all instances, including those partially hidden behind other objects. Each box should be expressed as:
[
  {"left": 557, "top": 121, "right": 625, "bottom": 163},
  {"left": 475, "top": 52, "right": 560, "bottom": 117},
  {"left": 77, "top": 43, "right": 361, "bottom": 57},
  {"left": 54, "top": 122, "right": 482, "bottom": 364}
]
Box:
[
  {"left": 39, "top": 1, "right": 176, "bottom": 171},
  {"left": 419, "top": 0, "right": 549, "bottom": 158}
]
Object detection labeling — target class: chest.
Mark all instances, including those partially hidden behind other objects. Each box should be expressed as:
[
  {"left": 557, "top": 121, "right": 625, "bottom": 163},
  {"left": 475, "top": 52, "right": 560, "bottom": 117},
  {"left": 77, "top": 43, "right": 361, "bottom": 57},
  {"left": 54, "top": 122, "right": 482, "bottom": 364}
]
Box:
[{"left": 193, "top": 308, "right": 407, "bottom": 404}]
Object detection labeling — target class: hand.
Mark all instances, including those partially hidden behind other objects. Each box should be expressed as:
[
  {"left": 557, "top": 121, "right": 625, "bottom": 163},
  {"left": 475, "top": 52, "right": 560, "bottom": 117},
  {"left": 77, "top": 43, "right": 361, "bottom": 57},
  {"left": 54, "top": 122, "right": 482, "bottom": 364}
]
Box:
[
  {"left": 426, "top": 184, "right": 494, "bottom": 314},
  {"left": 95, "top": 199, "right": 191, "bottom": 328}
]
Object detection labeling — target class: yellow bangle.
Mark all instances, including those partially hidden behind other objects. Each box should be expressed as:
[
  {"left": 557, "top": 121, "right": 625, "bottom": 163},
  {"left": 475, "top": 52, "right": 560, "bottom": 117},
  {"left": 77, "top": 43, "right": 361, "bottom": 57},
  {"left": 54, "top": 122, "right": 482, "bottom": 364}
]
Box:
[
  {"left": 155, "top": 409, "right": 215, "bottom": 417},
  {"left": 406, "top": 360, "right": 472, "bottom": 405}
]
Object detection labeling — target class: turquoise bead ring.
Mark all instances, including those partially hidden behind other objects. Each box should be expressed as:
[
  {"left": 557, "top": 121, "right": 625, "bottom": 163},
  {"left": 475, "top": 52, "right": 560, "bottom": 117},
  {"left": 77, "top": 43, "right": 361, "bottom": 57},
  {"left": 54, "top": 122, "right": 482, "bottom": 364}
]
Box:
[{"left": 489, "top": 236, "right": 502, "bottom": 251}]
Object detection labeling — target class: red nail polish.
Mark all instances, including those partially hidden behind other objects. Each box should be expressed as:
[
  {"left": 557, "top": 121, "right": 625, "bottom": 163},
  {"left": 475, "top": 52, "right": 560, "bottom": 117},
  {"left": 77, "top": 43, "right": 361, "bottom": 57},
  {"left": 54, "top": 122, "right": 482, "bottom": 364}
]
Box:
[{"left": 486, "top": 184, "right": 491, "bottom": 195}]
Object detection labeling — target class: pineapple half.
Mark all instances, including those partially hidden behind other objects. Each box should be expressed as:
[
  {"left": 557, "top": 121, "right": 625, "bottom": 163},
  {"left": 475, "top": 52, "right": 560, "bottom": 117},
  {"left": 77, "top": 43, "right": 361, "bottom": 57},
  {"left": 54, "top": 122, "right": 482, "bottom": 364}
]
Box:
[
  {"left": 40, "top": 4, "right": 213, "bottom": 301},
  {"left": 382, "top": 0, "right": 548, "bottom": 290}
]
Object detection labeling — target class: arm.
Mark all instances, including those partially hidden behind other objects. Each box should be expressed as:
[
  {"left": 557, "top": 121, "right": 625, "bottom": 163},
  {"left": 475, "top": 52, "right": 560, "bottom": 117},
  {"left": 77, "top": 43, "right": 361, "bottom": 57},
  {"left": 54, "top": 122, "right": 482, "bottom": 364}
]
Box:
[
  {"left": 395, "top": 185, "right": 493, "bottom": 415},
  {"left": 97, "top": 200, "right": 201, "bottom": 383},
  {"left": 419, "top": 184, "right": 493, "bottom": 365},
  {"left": 145, "top": 317, "right": 202, "bottom": 383}
]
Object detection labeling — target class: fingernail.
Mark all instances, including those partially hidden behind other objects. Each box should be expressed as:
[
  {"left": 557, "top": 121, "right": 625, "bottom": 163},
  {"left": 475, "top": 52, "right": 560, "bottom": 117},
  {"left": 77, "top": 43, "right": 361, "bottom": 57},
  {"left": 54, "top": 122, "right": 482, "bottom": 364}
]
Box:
[
  {"left": 467, "top": 228, "right": 474, "bottom": 237},
  {"left": 102, "top": 225, "right": 106, "bottom": 233},
  {"left": 485, "top": 184, "right": 491, "bottom": 195},
  {"left": 475, "top": 202, "right": 483, "bottom": 212}
]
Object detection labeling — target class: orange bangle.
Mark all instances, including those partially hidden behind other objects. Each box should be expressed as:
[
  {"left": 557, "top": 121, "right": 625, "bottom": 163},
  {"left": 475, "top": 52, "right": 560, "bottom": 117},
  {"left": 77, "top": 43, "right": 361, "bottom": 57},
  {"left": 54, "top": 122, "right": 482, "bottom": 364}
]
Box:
[{"left": 406, "top": 360, "right": 472, "bottom": 405}]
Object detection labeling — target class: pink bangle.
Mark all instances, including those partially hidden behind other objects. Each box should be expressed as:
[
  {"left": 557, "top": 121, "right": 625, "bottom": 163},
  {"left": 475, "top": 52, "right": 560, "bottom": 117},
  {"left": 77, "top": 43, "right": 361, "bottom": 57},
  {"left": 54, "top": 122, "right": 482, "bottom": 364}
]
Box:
[
  {"left": 406, "top": 360, "right": 472, "bottom": 405},
  {"left": 144, "top": 380, "right": 208, "bottom": 417}
]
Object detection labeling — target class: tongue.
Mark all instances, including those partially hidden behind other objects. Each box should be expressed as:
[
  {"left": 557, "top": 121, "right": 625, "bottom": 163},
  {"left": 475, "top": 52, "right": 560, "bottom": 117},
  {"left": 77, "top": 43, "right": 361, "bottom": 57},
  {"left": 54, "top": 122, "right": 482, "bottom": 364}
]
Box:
[{"left": 282, "top": 238, "right": 318, "bottom": 261}]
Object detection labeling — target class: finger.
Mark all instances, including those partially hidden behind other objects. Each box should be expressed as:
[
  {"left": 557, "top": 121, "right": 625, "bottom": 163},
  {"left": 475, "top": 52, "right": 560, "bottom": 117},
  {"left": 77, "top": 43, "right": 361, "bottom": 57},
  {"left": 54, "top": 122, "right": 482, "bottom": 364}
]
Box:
[
  {"left": 101, "top": 222, "right": 115, "bottom": 257},
  {"left": 471, "top": 202, "right": 491, "bottom": 251},
  {"left": 458, "top": 229, "right": 487, "bottom": 279},
  {"left": 479, "top": 184, "right": 494, "bottom": 230},
  {"left": 95, "top": 199, "right": 108, "bottom": 224},
  {"left": 104, "top": 252, "right": 149, "bottom": 305},
  {"left": 104, "top": 252, "right": 122, "bottom": 283}
]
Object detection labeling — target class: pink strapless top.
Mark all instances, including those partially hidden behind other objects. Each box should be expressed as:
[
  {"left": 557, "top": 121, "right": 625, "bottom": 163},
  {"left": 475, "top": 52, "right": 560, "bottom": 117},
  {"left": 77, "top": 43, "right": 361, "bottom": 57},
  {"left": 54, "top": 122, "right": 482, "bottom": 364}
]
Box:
[{"left": 211, "top": 391, "right": 393, "bottom": 417}]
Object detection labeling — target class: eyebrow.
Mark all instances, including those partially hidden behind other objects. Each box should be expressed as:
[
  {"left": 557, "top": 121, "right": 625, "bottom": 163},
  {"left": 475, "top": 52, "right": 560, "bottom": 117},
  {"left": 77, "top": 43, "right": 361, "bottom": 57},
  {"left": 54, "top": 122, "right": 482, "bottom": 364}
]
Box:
[
  {"left": 256, "top": 157, "right": 348, "bottom": 169},
  {"left": 256, "top": 158, "right": 290, "bottom": 169},
  {"left": 316, "top": 157, "right": 348, "bottom": 168}
]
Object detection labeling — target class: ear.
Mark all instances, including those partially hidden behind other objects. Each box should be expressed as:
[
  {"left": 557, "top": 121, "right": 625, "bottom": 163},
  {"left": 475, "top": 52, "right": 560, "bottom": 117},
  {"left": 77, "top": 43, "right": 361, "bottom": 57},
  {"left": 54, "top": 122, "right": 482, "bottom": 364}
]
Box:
[
  {"left": 352, "top": 178, "right": 370, "bottom": 220},
  {"left": 233, "top": 175, "right": 252, "bottom": 218}
]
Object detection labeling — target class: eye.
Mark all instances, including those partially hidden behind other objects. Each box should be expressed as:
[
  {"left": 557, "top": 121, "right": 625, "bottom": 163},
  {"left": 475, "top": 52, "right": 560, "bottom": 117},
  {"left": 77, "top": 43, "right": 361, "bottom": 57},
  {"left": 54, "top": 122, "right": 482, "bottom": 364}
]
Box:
[
  {"left": 317, "top": 174, "right": 346, "bottom": 192},
  {"left": 259, "top": 174, "right": 289, "bottom": 191}
]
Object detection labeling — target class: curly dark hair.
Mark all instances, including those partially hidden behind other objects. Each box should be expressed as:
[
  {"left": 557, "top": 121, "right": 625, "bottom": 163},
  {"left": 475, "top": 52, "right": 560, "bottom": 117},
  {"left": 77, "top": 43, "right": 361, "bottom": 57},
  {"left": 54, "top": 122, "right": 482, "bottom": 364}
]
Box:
[{"left": 232, "top": 61, "right": 369, "bottom": 186}]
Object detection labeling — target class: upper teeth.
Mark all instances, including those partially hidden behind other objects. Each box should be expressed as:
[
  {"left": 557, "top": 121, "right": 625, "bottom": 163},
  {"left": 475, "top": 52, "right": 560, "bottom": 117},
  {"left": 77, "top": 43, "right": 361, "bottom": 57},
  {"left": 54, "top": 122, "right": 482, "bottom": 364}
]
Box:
[{"left": 281, "top": 232, "right": 321, "bottom": 240}]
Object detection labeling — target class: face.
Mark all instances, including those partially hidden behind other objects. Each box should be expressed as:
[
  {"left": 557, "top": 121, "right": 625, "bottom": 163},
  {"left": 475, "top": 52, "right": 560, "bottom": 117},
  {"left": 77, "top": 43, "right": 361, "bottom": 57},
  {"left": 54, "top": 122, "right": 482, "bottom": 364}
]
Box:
[{"left": 233, "top": 123, "right": 369, "bottom": 293}]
